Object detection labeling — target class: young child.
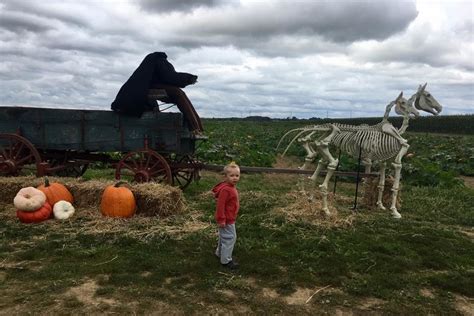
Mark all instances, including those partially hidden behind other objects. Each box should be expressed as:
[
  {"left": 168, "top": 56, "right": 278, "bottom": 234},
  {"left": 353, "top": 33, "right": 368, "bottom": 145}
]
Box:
[{"left": 212, "top": 162, "right": 240, "bottom": 269}]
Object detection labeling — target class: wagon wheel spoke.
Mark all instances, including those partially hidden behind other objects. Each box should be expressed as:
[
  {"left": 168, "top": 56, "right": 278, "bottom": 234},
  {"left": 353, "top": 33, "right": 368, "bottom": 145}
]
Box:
[
  {"left": 122, "top": 162, "right": 137, "bottom": 172},
  {"left": 170, "top": 155, "right": 200, "bottom": 189},
  {"left": 127, "top": 154, "right": 140, "bottom": 169},
  {"left": 0, "top": 134, "right": 43, "bottom": 176},
  {"left": 115, "top": 149, "right": 171, "bottom": 184},
  {"left": 148, "top": 173, "right": 169, "bottom": 183},
  {"left": 1, "top": 148, "right": 10, "bottom": 159},
  {"left": 147, "top": 159, "right": 170, "bottom": 182},
  {"left": 144, "top": 153, "right": 152, "bottom": 169},
  {"left": 146, "top": 159, "right": 164, "bottom": 172},
  {"left": 8, "top": 141, "right": 30, "bottom": 162},
  {"left": 148, "top": 167, "right": 166, "bottom": 177},
  {"left": 148, "top": 160, "right": 162, "bottom": 171},
  {"left": 2, "top": 139, "right": 15, "bottom": 158},
  {"left": 11, "top": 142, "right": 24, "bottom": 160},
  {"left": 5, "top": 139, "right": 14, "bottom": 157},
  {"left": 15, "top": 154, "right": 35, "bottom": 166},
  {"left": 136, "top": 153, "right": 144, "bottom": 168},
  {"left": 173, "top": 171, "right": 191, "bottom": 187}
]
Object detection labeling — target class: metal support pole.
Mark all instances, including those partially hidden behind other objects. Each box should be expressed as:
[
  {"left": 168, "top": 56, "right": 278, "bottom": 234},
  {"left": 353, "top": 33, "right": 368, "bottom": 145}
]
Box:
[
  {"left": 333, "top": 149, "right": 342, "bottom": 194},
  {"left": 352, "top": 141, "right": 363, "bottom": 211}
]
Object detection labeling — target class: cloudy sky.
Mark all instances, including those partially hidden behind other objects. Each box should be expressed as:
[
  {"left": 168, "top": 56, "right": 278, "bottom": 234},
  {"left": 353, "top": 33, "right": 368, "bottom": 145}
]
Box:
[{"left": 0, "top": 0, "right": 473, "bottom": 119}]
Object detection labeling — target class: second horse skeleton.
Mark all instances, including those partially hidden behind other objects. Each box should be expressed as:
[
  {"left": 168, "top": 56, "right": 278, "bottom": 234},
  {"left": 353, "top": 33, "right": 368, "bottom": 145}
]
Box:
[{"left": 279, "top": 83, "right": 442, "bottom": 218}]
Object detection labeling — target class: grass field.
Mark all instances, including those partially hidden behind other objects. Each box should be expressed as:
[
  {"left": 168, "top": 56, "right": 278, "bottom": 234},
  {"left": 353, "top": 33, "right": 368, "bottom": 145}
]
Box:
[{"left": 1, "top": 120, "right": 473, "bottom": 315}]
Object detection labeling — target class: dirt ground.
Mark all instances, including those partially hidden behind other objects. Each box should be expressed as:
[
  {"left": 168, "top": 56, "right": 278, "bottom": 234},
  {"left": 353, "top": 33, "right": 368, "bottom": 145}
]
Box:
[{"left": 460, "top": 176, "right": 474, "bottom": 189}]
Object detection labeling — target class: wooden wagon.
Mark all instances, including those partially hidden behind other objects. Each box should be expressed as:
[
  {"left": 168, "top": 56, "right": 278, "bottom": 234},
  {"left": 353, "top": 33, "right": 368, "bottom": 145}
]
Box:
[{"left": 0, "top": 102, "right": 204, "bottom": 189}]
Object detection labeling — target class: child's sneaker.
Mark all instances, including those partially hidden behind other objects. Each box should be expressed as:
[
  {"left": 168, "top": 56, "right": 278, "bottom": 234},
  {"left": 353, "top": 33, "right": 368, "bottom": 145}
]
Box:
[{"left": 222, "top": 260, "right": 239, "bottom": 270}]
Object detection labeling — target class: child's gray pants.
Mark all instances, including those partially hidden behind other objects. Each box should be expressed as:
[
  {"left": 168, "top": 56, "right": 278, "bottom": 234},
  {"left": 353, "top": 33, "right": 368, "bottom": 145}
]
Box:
[{"left": 215, "top": 224, "right": 236, "bottom": 264}]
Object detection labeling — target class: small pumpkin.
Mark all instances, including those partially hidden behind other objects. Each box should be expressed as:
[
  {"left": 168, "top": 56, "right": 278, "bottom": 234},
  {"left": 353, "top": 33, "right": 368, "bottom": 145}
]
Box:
[
  {"left": 13, "top": 187, "right": 47, "bottom": 211},
  {"left": 53, "top": 200, "right": 75, "bottom": 220},
  {"left": 100, "top": 182, "right": 136, "bottom": 218},
  {"left": 17, "top": 202, "right": 52, "bottom": 223},
  {"left": 37, "top": 177, "right": 74, "bottom": 207}
]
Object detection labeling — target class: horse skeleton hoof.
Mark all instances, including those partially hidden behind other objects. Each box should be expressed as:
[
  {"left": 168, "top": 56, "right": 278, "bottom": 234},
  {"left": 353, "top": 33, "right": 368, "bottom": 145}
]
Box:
[
  {"left": 318, "top": 184, "right": 328, "bottom": 193},
  {"left": 391, "top": 208, "right": 402, "bottom": 219},
  {"left": 377, "top": 202, "right": 386, "bottom": 211}
]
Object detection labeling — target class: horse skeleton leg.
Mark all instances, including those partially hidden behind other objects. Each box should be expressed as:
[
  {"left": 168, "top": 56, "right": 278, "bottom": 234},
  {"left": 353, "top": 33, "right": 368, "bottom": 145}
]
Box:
[
  {"left": 362, "top": 158, "right": 372, "bottom": 174},
  {"left": 376, "top": 162, "right": 387, "bottom": 210},
  {"left": 300, "top": 138, "right": 317, "bottom": 170},
  {"left": 390, "top": 143, "right": 409, "bottom": 218},
  {"left": 314, "top": 125, "right": 340, "bottom": 215},
  {"left": 309, "top": 158, "right": 328, "bottom": 182}
]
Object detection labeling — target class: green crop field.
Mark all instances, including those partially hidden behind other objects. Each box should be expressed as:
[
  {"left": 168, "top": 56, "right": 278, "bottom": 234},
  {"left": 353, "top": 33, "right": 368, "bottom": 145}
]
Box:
[
  {"left": 198, "top": 118, "right": 474, "bottom": 181},
  {"left": 1, "top": 118, "right": 473, "bottom": 315}
]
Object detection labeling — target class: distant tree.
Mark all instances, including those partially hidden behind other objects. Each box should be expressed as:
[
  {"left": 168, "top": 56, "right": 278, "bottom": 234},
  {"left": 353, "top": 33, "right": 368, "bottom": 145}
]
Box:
[{"left": 243, "top": 116, "right": 272, "bottom": 121}]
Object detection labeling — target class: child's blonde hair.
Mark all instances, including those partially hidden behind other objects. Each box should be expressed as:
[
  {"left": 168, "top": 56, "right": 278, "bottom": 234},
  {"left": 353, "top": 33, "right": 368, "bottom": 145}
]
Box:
[{"left": 223, "top": 161, "right": 240, "bottom": 174}]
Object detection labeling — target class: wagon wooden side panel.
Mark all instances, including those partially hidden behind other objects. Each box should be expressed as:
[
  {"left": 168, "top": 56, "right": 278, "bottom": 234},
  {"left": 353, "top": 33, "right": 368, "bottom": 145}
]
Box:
[
  {"left": 0, "top": 107, "right": 195, "bottom": 153},
  {"left": 0, "top": 106, "right": 201, "bottom": 186}
]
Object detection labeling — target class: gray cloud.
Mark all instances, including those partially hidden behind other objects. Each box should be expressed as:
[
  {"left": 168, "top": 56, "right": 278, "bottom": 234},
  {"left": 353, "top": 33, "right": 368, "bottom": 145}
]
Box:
[
  {"left": 0, "top": 10, "right": 52, "bottom": 33},
  {"left": 138, "top": 0, "right": 225, "bottom": 13},
  {"left": 162, "top": 0, "right": 418, "bottom": 51},
  {"left": 1, "top": 1, "right": 89, "bottom": 30},
  {"left": 350, "top": 15, "right": 474, "bottom": 71},
  {"left": 0, "top": 0, "right": 472, "bottom": 119}
]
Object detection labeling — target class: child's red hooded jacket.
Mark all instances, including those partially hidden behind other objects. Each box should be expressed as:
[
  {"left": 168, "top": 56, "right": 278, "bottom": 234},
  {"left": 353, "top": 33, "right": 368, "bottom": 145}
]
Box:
[{"left": 212, "top": 181, "right": 239, "bottom": 226}]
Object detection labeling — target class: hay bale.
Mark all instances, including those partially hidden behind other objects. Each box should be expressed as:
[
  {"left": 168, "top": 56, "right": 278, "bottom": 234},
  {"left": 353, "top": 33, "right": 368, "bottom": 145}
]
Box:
[
  {"left": 0, "top": 176, "right": 185, "bottom": 217},
  {"left": 362, "top": 176, "right": 401, "bottom": 210},
  {"left": 133, "top": 183, "right": 186, "bottom": 216},
  {"left": 275, "top": 191, "right": 356, "bottom": 228},
  {"left": 69, "top": 179, "right": 115, "bottom": 209},
  {"left": 0, "top": 177, "right": 35, "bottom": 204}
]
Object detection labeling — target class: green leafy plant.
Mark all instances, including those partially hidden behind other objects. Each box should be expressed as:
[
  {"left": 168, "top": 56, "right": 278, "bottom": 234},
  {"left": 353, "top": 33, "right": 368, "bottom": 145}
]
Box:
[{"left": 403, "top": 160, "right": 463, "bottom": 188}]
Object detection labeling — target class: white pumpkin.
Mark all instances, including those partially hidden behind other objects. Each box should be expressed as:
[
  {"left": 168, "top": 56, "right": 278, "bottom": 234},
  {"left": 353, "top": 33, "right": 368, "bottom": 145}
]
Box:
[
  {"left": 14, "top": 187, "right": 47, "bottom": 211},
  {"left": 53, "top": 200, "right": 75, "bottom": 220}
]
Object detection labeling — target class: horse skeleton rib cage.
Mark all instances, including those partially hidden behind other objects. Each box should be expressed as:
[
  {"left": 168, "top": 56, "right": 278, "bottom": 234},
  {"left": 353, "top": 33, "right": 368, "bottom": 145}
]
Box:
[{"left": 279, "top": 83, "right": 442, "bottom": 218}]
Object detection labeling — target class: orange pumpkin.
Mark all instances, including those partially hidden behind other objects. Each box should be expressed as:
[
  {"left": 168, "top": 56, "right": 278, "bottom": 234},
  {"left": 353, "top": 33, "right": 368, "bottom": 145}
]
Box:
[
  {"left": 37, "top": 177, "right": 74, "bottom": 207},
  {"left": 17, "top": 202, "right": 52, "bottom": 223},
  {"left": 100, "top": 182, "right": 136, "bottom": 218}
]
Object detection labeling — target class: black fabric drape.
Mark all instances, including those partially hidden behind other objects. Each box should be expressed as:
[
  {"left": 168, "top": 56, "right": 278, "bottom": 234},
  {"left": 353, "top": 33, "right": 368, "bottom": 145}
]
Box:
[{"left": 111, "top": 52, "right": 197, "bottom": 117}]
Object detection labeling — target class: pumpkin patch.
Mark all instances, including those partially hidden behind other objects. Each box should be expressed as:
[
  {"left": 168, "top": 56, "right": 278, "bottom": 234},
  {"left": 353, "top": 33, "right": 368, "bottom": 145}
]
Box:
[
  {"left": 0, "top": 176, "right": 184, "bottom": 217},
  {"left": 37, "top": 177, "right": 74, "bottom": 207},
  {"left": 100, "top": 182, "right": 136, "bottom": 218}
]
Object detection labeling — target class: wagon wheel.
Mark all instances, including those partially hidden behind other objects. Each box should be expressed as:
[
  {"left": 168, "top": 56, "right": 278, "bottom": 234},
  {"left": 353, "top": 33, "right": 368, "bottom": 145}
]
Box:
[
  {"left": 0, "top": 133, "right": 43, "bottom": 176},
  {"left": 170, "top": 155, "right": 201, "bottom": 189},
  {"left": 115, "top": 149, "right": 172, "bottom": 184}
]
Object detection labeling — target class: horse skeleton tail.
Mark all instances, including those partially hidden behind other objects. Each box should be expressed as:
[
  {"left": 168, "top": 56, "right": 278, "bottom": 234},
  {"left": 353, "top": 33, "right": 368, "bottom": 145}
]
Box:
[
  {"left": 276, "top": 125, "right": 316, "bottom": 150},
  {"left": 281, "top": 125, "right": 331, "bottom": 156},
  {"left": 277, "top": 128, "right": 305, "bottom": 150}
]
